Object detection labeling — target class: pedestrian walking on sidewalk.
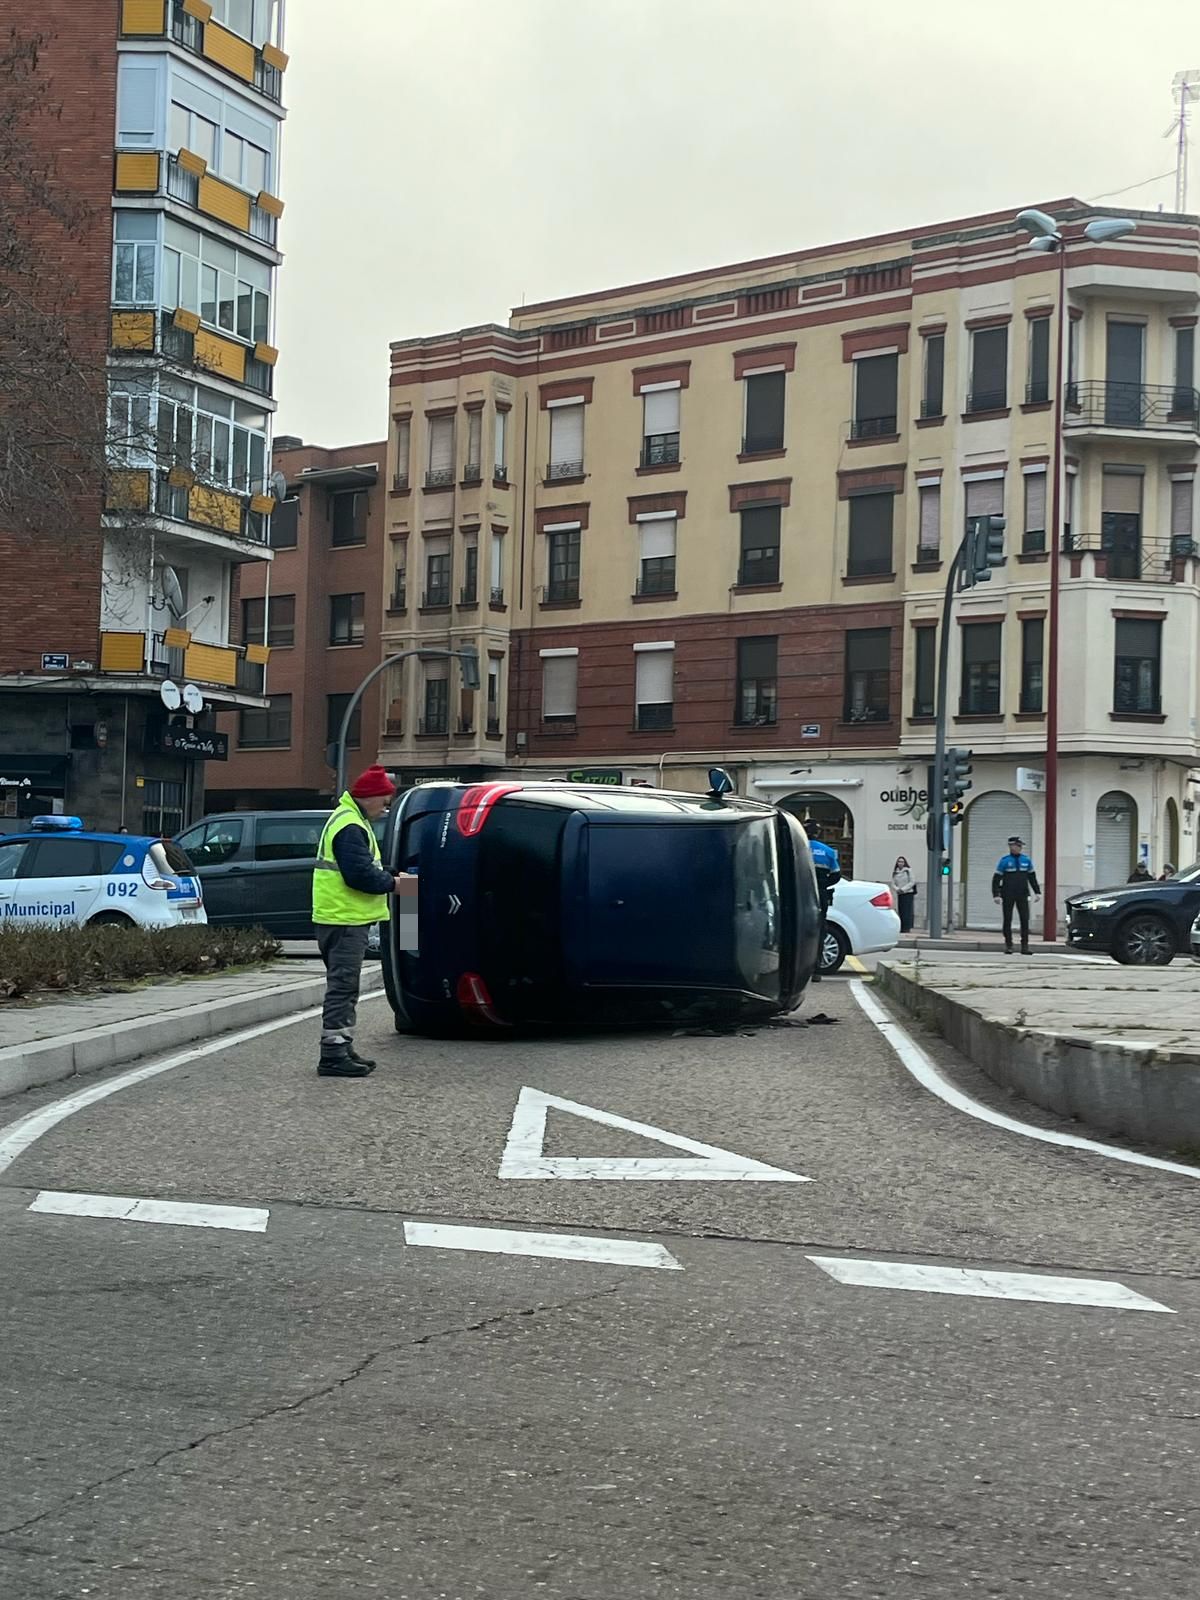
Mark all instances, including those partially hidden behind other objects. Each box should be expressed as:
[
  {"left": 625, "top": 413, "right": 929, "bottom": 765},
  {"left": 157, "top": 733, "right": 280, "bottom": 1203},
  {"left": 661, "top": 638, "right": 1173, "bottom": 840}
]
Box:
[
  {"left": 1127, "top": 860, "right": 1153, "bottom": 884},
  {"left": 1159, "top": 863, "right": 1177, "bottom": 881},
  {"left": 992, "top": 834, "right": 1041, "bottom": 955},
  {"left": 891, "top": 856, "right": 916, "bottom": 933},
  {"left": 313, "top": 765, "right": 406, "bottom": 1078},
  {"left": 807, "top": 822, "right": 842, "bottom": 982}
]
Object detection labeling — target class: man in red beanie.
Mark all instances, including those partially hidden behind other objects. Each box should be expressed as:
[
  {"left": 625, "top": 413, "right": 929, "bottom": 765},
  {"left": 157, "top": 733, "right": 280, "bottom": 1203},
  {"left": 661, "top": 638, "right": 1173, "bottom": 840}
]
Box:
[{"left": 312, "top": 765, "right": 404, "bottom": 1077}]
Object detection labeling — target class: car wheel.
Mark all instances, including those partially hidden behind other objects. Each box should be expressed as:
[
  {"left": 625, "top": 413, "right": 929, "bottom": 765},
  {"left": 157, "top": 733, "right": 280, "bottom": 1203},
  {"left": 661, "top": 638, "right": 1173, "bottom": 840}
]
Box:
[
  {"left": 88, "top": 912, "right": 133, "bottom": 928},
  {"left": 1112, "top": 914, "right": 1176, "bottom": 966},
  {"left": 820, "top": 925, "right": 850, "bottom": 975}
]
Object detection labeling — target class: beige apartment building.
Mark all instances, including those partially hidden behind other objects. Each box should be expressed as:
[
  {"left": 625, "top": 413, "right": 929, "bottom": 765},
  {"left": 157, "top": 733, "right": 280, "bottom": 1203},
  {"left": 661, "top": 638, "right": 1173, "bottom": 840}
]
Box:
[{"left": 380, "top": 198, "right": 1200, "bottom": 925}]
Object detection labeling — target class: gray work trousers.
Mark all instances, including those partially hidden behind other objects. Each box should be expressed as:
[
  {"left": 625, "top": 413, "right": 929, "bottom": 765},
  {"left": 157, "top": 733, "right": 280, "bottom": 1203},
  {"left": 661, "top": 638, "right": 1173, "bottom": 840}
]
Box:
[{"left": 316, "top": 923, "right": 370, "bottom": 1040}]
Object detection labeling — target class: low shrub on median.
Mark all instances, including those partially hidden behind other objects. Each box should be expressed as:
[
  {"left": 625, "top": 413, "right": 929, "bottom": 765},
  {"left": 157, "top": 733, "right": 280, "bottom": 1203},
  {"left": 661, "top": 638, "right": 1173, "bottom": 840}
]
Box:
[{"left": 0, "top": 923, "right": 282, "bottom": 1002}]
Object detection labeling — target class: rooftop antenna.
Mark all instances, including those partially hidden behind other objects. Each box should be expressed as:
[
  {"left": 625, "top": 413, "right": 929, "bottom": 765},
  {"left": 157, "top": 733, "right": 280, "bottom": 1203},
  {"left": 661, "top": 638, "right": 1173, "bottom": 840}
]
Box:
[{"left": 1165, "top": 70, "right": 1200, "bottom": 212}]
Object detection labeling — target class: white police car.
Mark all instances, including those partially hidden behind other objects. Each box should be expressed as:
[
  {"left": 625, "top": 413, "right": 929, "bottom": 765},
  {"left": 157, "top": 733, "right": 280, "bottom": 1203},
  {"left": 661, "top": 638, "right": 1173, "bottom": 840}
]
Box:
[{"left": 0, "top": 816, "right": 205, "bottom": 930}]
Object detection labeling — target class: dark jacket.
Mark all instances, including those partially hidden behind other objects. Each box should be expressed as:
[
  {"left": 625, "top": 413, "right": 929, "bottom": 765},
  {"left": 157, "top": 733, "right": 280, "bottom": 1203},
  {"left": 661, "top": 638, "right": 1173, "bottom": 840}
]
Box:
[
  {"left": 331, "top": 808, "right": 395, "bottom": 896},
  {"left": 992, "top": 852, "right": 1040, "bottom": 899}
]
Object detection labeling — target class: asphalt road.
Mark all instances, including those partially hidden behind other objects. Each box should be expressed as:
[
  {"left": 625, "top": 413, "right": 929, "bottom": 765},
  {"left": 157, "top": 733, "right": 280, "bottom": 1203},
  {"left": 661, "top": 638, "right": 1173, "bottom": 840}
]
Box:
[{"left": 1, "top": 963, "right": 1197, "bottom": 1600}]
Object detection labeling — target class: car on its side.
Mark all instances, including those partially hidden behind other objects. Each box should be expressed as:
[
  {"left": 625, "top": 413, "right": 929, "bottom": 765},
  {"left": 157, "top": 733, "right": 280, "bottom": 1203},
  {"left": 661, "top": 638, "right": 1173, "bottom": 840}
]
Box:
[
  {"left": 1067, "top": 865, "right": 1200, "bottom": 964},
  {"left": 0, "top": 816, "right": 204, "bottom": 930},
  {"left": 380, "top": 776, "right": 821, "bottom": 1035},
  {"left": 175, "top": 809, "right": 388, "bottom": 947},
  {"left": 820, "top": 878, "right": 902, "bottom": 974}
]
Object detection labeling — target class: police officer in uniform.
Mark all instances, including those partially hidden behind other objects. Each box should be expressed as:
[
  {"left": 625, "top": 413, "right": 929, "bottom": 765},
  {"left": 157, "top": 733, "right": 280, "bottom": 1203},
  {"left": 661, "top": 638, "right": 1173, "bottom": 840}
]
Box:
[
  {"left": 992, "top": 833, "right": 1041, "bottom": 955},
  {"left": 807, "top": 821, "right": 842, "bottom": 981},
  {"left": 312, "top": 765, "right": 407, "bottom": 1077}
]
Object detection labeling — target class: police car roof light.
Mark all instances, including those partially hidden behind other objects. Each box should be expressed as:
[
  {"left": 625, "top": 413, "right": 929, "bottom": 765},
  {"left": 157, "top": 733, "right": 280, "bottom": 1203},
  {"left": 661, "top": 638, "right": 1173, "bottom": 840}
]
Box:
[{"left": 30, "top": 815, "right": 85, "bottom": 832}]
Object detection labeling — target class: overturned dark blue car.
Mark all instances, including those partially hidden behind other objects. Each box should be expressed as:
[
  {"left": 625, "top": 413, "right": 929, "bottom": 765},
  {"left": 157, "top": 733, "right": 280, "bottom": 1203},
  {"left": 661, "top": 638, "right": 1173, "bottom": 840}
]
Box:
[{"left": 380, "top": 774, "right": 821, "bottom": 1035}]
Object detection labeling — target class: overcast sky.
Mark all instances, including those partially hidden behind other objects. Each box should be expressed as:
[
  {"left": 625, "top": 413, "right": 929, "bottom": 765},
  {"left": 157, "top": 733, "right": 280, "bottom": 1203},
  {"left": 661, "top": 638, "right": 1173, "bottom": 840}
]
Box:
[{"left": 274, "top": 0, "right": 1199, "bottom": 447}]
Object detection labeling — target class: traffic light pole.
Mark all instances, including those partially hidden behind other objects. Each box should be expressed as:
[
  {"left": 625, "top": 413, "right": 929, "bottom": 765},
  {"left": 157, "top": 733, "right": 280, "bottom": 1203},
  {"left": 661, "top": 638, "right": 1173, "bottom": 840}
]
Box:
[{"left": 926, "top": 541, "right": 965, "bottom": 938}]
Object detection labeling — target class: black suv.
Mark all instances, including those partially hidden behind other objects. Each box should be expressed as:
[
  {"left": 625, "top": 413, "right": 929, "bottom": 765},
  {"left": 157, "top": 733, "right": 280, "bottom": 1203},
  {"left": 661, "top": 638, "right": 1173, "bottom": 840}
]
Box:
[{"left": 1066, "top": 865, "right": 1200, "bottom": 964}]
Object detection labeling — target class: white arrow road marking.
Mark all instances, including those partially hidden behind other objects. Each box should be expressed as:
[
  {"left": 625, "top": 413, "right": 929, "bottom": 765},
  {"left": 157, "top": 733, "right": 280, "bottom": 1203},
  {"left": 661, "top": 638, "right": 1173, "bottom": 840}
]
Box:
[
  {"left": 808, "top": 1256, "right": 1174, "bottom": 1313},
  {"left": 498, "top": 1087, "right": 810, "bottom": 1181},
  {"left": 29, "top": 1191, "right": 270, "bottom": 1232},
  {"left": 404, "top": 1220, "right": 681, "bottom": 1270}
]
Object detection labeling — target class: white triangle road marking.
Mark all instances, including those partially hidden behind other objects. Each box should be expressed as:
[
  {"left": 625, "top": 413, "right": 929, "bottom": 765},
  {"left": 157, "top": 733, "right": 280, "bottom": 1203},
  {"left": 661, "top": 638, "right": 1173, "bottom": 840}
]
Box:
[{"left": 498, "top": 1087, "right": 811, "bottom": 1182}]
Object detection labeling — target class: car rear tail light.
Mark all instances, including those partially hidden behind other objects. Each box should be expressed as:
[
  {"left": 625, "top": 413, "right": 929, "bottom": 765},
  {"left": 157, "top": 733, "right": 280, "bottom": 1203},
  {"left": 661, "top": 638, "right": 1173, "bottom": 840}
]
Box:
[
  {"left": 870, "top": 889, "right": 895, "bottom": 909},
  {"left": 455, "top": 782, "right": 521, "bottom": 837},
  {"left": 456, "top": 971, "right": 509, "bottom": 1028}
]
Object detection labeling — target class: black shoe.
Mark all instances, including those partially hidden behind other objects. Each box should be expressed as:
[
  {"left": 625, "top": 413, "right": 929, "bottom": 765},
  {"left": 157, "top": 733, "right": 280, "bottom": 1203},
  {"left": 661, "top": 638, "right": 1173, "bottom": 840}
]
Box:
[
  {"left": 346, "top": 1044, "right": 376, "bottom": 1069},
  {"left": 318, "top": 1044, "right": 374, "bottom": 1077},
  {"left": 1004, "top": 945, "right": 1014, "bottom": 955},
  {"left": 1020, "top": 945, "right": 1031, "bottom": 956}
]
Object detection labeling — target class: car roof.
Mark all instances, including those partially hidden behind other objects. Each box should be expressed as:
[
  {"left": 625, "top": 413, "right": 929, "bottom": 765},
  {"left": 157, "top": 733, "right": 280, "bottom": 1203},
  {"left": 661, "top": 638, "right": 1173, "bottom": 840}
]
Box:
[
  {"left": 189, "top": 810, "right": 330, "bottom": 822},
  {"left": 4, "top": 830, "right": 156, "bottom": 848}
]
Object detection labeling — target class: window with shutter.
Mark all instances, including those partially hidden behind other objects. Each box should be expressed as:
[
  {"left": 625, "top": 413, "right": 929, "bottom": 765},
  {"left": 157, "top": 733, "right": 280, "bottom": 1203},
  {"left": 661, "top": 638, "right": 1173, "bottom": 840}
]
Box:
[
  {"left": 1171, "top": 477, "right": 1194, "bottom": 543},
  {"left": 117, "top": 62, "right": 159, "bottom": 148},
  {"left": 735, "top": 636, "right": 778, "bottom": 725},
  {"left": 847, "top": 492, "right": 894, "bottom": 577},
  {"left": 394, "top": 417, "right": 411, "bottom": 488},
  {"left": 852, "top": 354, "right": 898, "bottom": 438},
  {"left": 541, "top": 654, "right": 578, "bottom": 721},
  {"left": 918, "top": 484, "right": 940, "bottom": 558},
  {"left": 637, "top": 516, "right": 676, "bottom": 595},
  {"left": 642, "top": 387, "right": 680, "bottom": 466},
  {"left": 1174, "top": 328, "right": 1196, "bottom": 415},
  {"left": 635, "top": 646, "right": 674, "bottom": 730},
  {"left": 743, "top": 371, "right": 786, "bottom": 453},
  {"left": 968, "top": 327, "right": 1008, "bottom": 412},
  {"left": 1023, "top": 472, "right": 1047, "bottom": 553},
  {"left": 490, "top": 531, "right": 506, "bottom": 601},
  {"left": 960, "top": 622, "right": 1002, "bottom": 714},
  {"left": 738, "top": 505, "right": 780, "bottom": 585},
  {"left": 465, "top": 410, "right": 482, "bottom": 479},
  {"left": 548, "top": 404, "right": 585, "bottom": 479},
  {"left": 965, "top": 477, "right": 1004, "bottom": 520},
  {"left": 494, "top": 409, "right": 508, "bottom": 477},
  {"left": 427, "top": 416, "right": 455, "bottom": 486},
  {"left": 843, "top": 628, "right": 890, "bottom": 722}
]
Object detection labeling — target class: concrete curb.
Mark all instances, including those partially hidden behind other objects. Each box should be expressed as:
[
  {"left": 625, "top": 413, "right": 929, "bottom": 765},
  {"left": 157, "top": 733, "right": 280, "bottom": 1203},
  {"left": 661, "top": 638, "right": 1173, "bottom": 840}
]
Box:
[
  {"left": 897, "top": 936, "right": 1062, "bottom": 953},
  {"left": 0, "top": 976, "right": 331, "bottom": 1102},
  {"left": 875, "top": 960, "right": 1200, "bottom": 1149}
]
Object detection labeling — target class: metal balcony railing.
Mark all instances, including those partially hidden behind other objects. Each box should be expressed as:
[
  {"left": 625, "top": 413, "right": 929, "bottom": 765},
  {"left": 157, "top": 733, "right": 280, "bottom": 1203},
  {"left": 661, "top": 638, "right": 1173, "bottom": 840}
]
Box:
[
  {"left": 167, "top": 1, "right": 284, "bottom": 104},
  {"left": 545, "top": 580, "right": 580, "bottom": 603},
  {"left": 419, "top": 714, "right": 449, "bottom": 736},
  {"left": 1064, "top": 380, "right": 1200, "bottom": 432},
  {"left": 486, "top": 715, "right": 501, "bottom": 735},
  {"left": 459, "top": 585, "right": 478, "bottom": 605},
  {"left": 389, "top": 587, "right": 407, "bottom": 611},
  {"left": 1064, "top": 530, "right": 1196, "bottom": 580},
  {"left": 462, "top": 462, "right": 482, "bottom": 485},
  {"left": 965, "top": 388, "right": 1008, "bottom": 414},
  {"left": 422, "top": 587, "right": 451, "bottom": 608},
  {"left": 920, "top": 395, "right": 944, "bottom": 419},
  {"left": 456, "top": 717, "right": 475, "bottom": 735},
  {"left": 636, "top": 563, "right": 676, "bottom": 595},
  {"left": 392, "top": 472, "right": 409, "bottom": 491},
  {"left": 641, "top": 433, "right": 680, "bottom": 467},
  {"left": 737, "top": 555, "right": 780, "bottom": 586},
  {"left": 165, "top": 153, "right": 200, "bottom": 208},
  {"left": 490, "top": 586, "right": 505, "bottom": 605},
  {"left": 425, "top": 466, "right": 455, "bottom": 488},
  {"left": 1024, "top": 378, "right": 1051, "bottom": 405},
  {"left": 546, "top": 459, "right": 584, "bottom": 481},
  {"left": 493, "top": 464, "right": 508, "bottom": 483},
  {"left": 636, "top": 703, "right": 674, "bottom": 731},
  {"left": 848, "top": 413, "right": 898, "bottom": 440}
]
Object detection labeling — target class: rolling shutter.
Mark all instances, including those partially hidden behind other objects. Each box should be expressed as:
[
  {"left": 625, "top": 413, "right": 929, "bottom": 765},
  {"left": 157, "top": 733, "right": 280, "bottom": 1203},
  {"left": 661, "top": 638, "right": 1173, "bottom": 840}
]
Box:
[
  {"left": 638, "top": 516, "right": 676, "bottom": 560},
  {"left": 643, "top": 387, "right": 679, "bottom": 436},
  {"left": 1095, "top": 792, "right": 1135, "bottom": 890},
  {"left": 918, "top": 484, "right": 940, "bottom": 554},
  {"left": 965, "top": 477, "right": 1004, "bottom": 518},
  {"left": 541, "top": 654, "right": 578, "bottom": 718},
  {"left": 964, "top": 792, "right": 1032, "bottom": 929},
  {"left": 635, "top": 647, "right": 673, "bottom": 706},
  {"left": 428, "top": 416, "right": 454, "bottom": 473},
  {"left": 1024, "top": 472, "right": 1046, "bottom": 534},
  {"left": 1171, "top": 478, "right": 1194, "bottom": 538},
  {"left": 1101, "top": 470, "right": 1141, "bottom": 514},
  {"left": 549, "top": 404, "right": 584, "bottom": 468}
]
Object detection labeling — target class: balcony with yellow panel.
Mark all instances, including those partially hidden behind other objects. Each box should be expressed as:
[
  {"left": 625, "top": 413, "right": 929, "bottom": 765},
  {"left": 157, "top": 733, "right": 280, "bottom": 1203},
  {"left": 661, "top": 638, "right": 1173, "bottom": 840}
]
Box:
[
  {"left": 113, "top": 152, "right": 283, "bottom": 253},
  {"left": 119, "top": 0, "right": 288, "bottom": 107},
  {"left": 110, "top": 308, "right": 275, "bottom": 399},
  {"left": 102, "top": 468, "right": 275, "bottom": 564},
  {"left": 97, "top": 629, "right": 267, "bottom": 705}
]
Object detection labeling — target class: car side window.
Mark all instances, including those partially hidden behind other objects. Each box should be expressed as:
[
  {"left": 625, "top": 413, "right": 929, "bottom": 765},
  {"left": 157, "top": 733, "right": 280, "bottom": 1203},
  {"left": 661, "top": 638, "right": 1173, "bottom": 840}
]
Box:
[
  {"left": 254, "top": 818, "right": 324, "bottom": 863},
  {"left": 25, "top": 838, "right": 101, "bottom": 878},
  {"left": 178, "top": 819, "right": 244, "bottom": 867},
  {"left": 0, "top": 840, "right": 31, "bottom": 881},
  {"left": 96, "top": 841, "right": 127, "bottom": 874}
]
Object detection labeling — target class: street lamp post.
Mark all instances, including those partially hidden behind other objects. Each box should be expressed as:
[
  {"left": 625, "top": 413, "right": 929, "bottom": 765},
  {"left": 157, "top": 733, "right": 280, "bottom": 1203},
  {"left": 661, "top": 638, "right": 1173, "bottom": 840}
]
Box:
[
  {"left": 332, "top": 646, "right": 481, "bottom": 798},
  {"left": 1014, "top": 209, "right": 1137, "bottom": 940}
]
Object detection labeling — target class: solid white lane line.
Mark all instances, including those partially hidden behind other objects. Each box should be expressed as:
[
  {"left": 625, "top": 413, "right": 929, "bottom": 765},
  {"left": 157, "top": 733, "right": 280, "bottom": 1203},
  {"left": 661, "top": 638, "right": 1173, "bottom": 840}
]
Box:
[
  {"left": 808, "top": 1255, "right": 1174, "bottom": 1313},
  {"left": 850, "top": 979, "right": 1200, "bottom": 1180},
  {"left": 403, "top": 1220, "right": 682, "bottom": 1271},
  {"left": 29, "top": 1190, "right": 269, "bottom": 1232},
  {"left": 0, "top": 990, "right": 385, "bottom": 1177}
]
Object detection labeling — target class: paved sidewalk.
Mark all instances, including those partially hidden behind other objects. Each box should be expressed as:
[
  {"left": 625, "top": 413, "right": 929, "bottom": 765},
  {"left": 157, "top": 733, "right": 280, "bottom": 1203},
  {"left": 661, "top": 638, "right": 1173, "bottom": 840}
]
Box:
[
  {"left": 876, "top": 955, "right": 1200, "bottom": 1150},
  {"left": 0, "top": 958, "right": 333, "bottom": 1101}
]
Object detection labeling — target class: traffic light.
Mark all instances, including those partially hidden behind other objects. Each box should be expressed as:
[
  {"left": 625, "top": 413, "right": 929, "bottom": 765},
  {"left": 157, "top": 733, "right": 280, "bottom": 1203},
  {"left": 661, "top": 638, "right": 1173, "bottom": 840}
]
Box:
[
  {"left": 941, "top": 857, "right": 951, "bottom": 877},
  {"left": 963, "top": 515, "right": 1007, "bottom": 587},
  {"left": 942, "top": 747, "right": 972, "bottom": 822}
]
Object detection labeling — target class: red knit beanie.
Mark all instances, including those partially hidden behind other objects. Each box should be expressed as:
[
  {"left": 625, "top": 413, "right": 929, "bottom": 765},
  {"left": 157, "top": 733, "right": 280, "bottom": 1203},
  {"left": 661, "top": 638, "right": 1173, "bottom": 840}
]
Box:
[{"left": 350, "top": 765, "right": 397, "bottom": 800}]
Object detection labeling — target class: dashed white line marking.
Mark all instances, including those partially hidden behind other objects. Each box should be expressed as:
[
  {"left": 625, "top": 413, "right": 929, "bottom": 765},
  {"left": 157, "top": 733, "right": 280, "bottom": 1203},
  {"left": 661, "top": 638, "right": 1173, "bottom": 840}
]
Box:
[
  {"left": 403, "top": 1220, "right": 682, "bottom": 1271},
  {"left": 498, "top": 1086, "right": 810, "bottom": 1182},
  {"left": 808, "top": 1255, "right": 1174, "bottom": 1313},
  {"left": 850, "top": 979, "right": 1200, "bottom": 1180},
  {"left": 29, "top": 1190, "right": 270, "bottom": 1232},
  {"left": 0, "top": 990, "right": 386, "bottom": 1177}
]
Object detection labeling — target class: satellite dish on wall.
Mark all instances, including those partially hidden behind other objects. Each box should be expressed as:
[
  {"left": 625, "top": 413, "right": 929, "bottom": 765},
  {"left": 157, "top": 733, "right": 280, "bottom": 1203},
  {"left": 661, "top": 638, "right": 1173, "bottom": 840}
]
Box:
[
  {"left": 182, "top": 683, "right": 204, "bottom": 715},
  {"left": 160, "top": 566, "right": 186, "bottom": 619},
  {"left": 159, "top": 680, "right": 182, "bottom": 711},
  {"left": 269, "top": 469, "right": 288, "bottom": 504}
]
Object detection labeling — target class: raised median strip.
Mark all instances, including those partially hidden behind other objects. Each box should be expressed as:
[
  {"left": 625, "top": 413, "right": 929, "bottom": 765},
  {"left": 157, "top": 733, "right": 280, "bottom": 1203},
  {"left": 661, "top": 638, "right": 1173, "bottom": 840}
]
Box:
[
  {"left": 874, "top": 957, "right": 1200, "bottom": 1152},
  {"left": 0, "top": 965, "right": 338, "bottom": 1101}
]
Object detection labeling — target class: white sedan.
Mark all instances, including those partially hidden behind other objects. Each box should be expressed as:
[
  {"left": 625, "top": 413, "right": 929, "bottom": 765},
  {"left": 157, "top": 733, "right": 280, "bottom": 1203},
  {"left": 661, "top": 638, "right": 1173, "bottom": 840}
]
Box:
[{"left": 820, "top": 878, "right": 901, "bottom": 974}]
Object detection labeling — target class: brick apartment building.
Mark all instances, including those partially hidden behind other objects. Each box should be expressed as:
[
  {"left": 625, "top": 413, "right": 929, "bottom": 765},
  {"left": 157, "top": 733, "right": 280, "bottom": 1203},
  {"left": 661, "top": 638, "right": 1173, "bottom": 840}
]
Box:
[
  {"left": 0, "top": 1, "right": 288, "bottom": 836},
  {"left": 382, "top": 200, "right": 1200, "bottom": 921},
  {"left": 209, "top": 437, "right": 388, "bottom": 809}
]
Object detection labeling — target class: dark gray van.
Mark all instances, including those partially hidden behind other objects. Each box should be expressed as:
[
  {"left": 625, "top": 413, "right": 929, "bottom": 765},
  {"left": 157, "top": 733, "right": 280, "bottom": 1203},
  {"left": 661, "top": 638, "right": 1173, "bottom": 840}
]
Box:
[{"left": 175, "top": 811, "right": 329, "bottom": 939}]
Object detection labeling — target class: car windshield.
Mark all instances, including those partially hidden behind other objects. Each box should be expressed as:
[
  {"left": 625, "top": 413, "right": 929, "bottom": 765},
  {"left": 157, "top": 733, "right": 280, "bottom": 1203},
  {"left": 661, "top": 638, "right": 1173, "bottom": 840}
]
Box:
[{"left": 1165, "top": 863, "right": 1200, "bottom": 883}]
